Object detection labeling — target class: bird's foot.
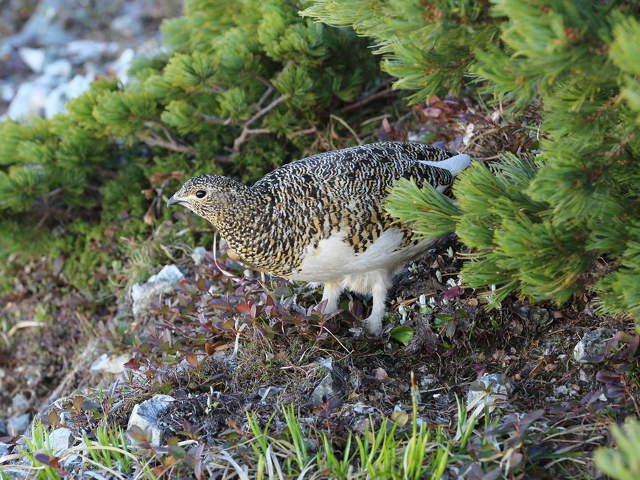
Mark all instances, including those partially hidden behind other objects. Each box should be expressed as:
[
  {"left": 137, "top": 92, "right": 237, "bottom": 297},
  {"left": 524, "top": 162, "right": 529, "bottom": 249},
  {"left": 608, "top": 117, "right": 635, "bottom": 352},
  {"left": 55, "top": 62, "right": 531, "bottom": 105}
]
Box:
[{"left": 363, "top": 313, "right": 383, "bottom": 337}]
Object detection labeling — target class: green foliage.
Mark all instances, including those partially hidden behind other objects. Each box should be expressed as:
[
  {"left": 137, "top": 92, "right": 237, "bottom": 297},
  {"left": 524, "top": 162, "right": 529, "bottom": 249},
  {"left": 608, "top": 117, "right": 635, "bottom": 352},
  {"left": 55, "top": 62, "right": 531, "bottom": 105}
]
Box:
[
  {"left": 0, "top": 0, "right": 380, "bottom": 293},
  {"left": 83, "top": 425, "right": 133, "bottom": 473},
  {"left": 309, "top": 1, "right": 640, "bottom": 318},
  {"left": 18, "top": 421, "right": 62, "bottom": 480},
  {"left": 302, "top": 0, "right": 500, "bottom": 102},
  {"left": 241, "top": 395, "right": 479, "bottom": 480},
  {"left": 594, "top": 417, "right": 640, "bottom": 480}
]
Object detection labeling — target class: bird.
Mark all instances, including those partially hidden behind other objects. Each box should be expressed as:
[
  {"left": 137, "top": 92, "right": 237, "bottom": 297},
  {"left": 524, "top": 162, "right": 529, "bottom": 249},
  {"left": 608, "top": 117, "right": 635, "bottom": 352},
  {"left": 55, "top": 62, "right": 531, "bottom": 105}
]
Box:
[{"left": 168, "top": 141, "right": 471, "bottom": 336}]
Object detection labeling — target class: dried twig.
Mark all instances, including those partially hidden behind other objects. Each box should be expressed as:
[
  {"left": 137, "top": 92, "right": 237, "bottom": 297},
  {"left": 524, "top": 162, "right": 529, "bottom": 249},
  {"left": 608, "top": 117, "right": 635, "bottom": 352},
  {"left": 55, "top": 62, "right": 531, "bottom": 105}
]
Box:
[
  {"left": 202, "top": 115, "right": 232, "bottom": 125},
  {"left": 232, "top": 128, "right": 271, "bottom": 153},
  {"left": 256, "top": 85, "right": 275, "bottom": 108},
  {"left": 230, "top": 94, "right": 291, "bottom": 152},
  {"left": 330, "top": 114, "right": 362, "bottom": 145},
  {"left": 141, "top": 134, "right": 197, "bottom": 155},
  {"left": 288, "top": 127, "right": 317, "bottom": 139},
  {"left": 245, "top": 94, "right": 290, "bottom": 129},
  {"left": 141, "top": 119, "right": 198, "bottom": 155}
]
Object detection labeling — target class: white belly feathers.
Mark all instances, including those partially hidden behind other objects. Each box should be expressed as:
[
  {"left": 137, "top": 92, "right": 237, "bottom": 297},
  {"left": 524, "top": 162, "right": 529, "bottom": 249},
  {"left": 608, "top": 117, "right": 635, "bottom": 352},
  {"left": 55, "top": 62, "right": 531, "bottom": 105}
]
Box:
[{"left": 286, "top": 229, "right": 437, "bottom": 287}]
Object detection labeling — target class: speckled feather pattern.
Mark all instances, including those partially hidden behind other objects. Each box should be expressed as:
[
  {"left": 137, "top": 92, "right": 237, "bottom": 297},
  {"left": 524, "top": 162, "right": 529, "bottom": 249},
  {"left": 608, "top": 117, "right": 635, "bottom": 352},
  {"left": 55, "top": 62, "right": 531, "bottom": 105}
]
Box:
[{"left": 171, "top": 142, "right": 455, "bottom": 277}]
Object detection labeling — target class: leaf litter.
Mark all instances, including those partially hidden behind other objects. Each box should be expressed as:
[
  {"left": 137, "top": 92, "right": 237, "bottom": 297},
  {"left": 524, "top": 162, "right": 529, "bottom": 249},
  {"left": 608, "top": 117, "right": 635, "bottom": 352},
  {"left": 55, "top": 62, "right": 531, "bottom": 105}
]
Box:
[{"left": 0, "top": 95, "right": 638, "bottom": 479}]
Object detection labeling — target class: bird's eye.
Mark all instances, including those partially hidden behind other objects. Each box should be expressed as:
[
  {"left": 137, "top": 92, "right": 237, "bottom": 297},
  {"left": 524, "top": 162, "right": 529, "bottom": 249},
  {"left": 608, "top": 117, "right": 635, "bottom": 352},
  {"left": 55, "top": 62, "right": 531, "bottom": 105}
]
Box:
[{"left": 195, "top": 190, "right": 207, "bottom": 198}]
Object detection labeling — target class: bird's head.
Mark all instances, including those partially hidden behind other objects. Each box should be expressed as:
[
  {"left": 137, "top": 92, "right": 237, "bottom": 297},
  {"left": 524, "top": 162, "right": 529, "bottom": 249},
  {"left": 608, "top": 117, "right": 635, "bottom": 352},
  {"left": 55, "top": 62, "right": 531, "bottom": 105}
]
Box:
[{"left": 167, "top": 174, "right": 244, "bottom": 222}]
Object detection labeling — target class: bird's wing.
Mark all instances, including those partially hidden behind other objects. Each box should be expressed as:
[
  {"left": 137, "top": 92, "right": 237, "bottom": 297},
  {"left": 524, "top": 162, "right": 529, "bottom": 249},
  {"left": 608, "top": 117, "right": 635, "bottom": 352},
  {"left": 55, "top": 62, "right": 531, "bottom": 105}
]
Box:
[{"left": 252, "top": 142, "right": 465, "bottom": 256}]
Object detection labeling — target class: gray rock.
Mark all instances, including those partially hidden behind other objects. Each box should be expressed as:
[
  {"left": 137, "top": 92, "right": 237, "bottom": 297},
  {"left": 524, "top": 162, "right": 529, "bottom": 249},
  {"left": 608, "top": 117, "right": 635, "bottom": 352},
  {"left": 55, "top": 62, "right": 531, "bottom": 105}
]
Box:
[
  {"left": 43, "top": 59, "right": 72, "bottom": 78},
  {"left": 49, "top": 427, "right": 72, "bottom": 455},
  {"left": 90, "top": 353, "right": 132, "bottom": 375},
  {"left": 109, "top": 48, "right": 135, "bottom": 84},
  {"left": 66, "top": 40, "right": 119, "bottom": 63},
  {"left": 0, "top": 417, "right": 6, "bottom": 435},
  {"left": 127, "top": 395, "right": 174, "bottom": 447},
  {"left": 310, "top": 373, "right": 341, "bottom": 406},
  {"left": 130, "top": 265, "right": 184, "bottom": 318},
  {"left": 7, "top": 413, "right": 31, "bottom": 435},
  {"left": 12, "top": 393, "right": 30, "bottom": 414},
  {"left": 7, "top": 80, "right": 50, "bottom": 119},
  {"left": 18, "top": 47, "right": 45, "bottom": 72},
  {"left": 573, "top": 328, "right": 616, "bottom": 363},
  {"left": 0, "top": 0, "right": 72, "bottom": 52},
  {"left": 553, "top": 385, "right": 578, "bottom": 397},
  {"left": 353, "top": 403, "right": 374, "bottom": 415},
  {"left": 257, "top": 386, "right": 283, "bottom": 403},
  {"left": 0, "top": 442, "right": 10, "bottom": 456},
  {"left": 420, "top": 375, "right": 436, "bottom": 388},
  {"left": 466, "top": 373, "right": 512, "bottom": 415},
  {"left": 191, "top": 246, "right": 209, "bottom": 265},
  {"left": 111, "top": 4, "right": 144, "bottom": 38},
  {"left": 148, "top": 264, "right": 185, "bottom": 285},
  {"left": 62, "top": 453, "right": 81, "bottom": 469},
  {"left": 1, "top": 82, "right": 15, "bottom": 102},
  {"left": 44, "top": 73, "right": 94, "bottom": 118}
]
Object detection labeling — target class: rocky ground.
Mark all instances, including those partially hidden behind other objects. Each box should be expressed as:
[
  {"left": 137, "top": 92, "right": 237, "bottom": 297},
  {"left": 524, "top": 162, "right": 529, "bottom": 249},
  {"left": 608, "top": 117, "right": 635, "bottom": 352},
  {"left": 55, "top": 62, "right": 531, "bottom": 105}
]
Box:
[
  {"left": 1, "top": 2, "right": 639, "bottom": 479},
  {"left": 2, "top": 230, "right": 638, "bottom": 478},
  {"left": 0, "top": 0, "right": 181, "bottom": 120}
]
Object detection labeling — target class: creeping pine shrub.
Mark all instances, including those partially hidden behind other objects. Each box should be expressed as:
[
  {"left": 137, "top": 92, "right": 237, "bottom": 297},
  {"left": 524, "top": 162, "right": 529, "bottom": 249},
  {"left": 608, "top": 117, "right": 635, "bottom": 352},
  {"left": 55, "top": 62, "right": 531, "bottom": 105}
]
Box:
[
  {"left": 594, "top": 417, "right": 640, "bottom": 480},
  {"left": 0, "top": 0, "right": 380, "bottom": 292},
  {"left": 306, "top": 1, "right": 640, "bottom": 321}
]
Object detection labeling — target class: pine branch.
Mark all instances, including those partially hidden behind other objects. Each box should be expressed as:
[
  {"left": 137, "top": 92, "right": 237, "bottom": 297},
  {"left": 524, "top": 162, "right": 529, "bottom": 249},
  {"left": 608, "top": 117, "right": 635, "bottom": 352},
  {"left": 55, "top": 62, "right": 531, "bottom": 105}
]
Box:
[
  {"left": 141, "top": 119, "right": 197, "bottom": 155},
  {"left": 230, "top": 93, "right": 291, "bottom": 152},
  {"left": 232, "top": 128, "right": 271, "bottom": 153},
  {"left": 256, "top": 85, "right": 275, "bottom": 108},
  {"left": 245, "top": 94, "right": 291, "bottom": 129}
]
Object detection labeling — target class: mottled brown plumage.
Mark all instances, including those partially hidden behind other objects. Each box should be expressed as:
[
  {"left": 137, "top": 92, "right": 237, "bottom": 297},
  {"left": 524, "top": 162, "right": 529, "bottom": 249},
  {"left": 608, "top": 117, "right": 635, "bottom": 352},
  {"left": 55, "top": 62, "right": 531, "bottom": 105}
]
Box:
[{"left": 169, "top": 141, "right": 470, "bottom": 335}]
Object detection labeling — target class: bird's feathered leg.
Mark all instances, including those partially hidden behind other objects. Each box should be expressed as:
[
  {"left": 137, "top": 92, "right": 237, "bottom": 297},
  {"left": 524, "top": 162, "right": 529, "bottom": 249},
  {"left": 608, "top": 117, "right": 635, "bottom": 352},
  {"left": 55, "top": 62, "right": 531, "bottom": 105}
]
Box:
[
  {"left": 363, "top": 271, "right": 392, "bottom": 336},
  {"left": 321, "top": 281, "right": 343, "bottom": 314}
]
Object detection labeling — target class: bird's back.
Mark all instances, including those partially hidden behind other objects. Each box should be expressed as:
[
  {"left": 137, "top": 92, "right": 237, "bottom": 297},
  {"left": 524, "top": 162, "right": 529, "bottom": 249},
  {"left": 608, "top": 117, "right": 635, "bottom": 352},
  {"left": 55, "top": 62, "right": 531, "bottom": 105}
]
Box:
[{"left": 245, "top": 142, "right": 466, "bottom": 277}]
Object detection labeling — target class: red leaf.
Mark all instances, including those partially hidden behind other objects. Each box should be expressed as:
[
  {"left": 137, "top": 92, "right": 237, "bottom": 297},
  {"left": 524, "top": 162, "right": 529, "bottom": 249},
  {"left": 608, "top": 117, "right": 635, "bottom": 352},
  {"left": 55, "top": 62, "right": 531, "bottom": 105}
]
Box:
[
  {"left": 35, "top": 454, "right": 67, "bottom": 474},
  {"left": 596, "top": 370, "right": 621, "bottom": 384},
  {"left": 124, "top": 357, "right": 140, "bottom": 371},
  {"left": 443, "top": 285, "right": 464, "bottom": 300},
  {"left": 236, "top": 302, "right": 253, "bottom": 314}
]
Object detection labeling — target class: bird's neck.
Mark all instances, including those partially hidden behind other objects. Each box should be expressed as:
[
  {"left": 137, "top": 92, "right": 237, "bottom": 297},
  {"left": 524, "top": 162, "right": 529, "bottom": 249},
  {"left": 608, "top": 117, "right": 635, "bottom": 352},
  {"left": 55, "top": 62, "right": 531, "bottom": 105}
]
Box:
[{"left": 208, "top": 181, "right": 269, "bottom": 249}]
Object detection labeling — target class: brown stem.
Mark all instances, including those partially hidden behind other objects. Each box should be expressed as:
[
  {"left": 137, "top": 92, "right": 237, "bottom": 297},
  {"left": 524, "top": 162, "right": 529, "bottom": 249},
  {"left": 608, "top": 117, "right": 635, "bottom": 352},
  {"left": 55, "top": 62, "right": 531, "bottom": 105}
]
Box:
[
  {"left": 141, "top": 134, "right": 197, "bottom": 155},
  {"left": 232, "top": 128, "right": 271, "bottom": 153},
  {"left": 245, "top": 94, "right": 290, "bottom": 129},
  {"left": 256, "top": 85, "right": 275, "bottom": 108},
  {"left": 288, "top": 127, "right": 317, "bottom": 138},
  {"left": 230, "top": 94, "right": 291, "bottom": 152},
  {"left": 202, "top": 115, "right": 233, "bottom": 125}
]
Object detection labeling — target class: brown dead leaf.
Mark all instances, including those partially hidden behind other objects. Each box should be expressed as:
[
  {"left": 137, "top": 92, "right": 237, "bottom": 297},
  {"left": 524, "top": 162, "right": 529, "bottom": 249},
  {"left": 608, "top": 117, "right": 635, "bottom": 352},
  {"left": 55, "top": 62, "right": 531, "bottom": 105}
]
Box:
[
  {"left": 391, "top": 410, "right": 409, "bottom": 426},
  {"left": 185, "top": 353, "right": 199, "bottom": 368},
  {"left": 143, "top": 206, "right": 156, "bottom": 225}
]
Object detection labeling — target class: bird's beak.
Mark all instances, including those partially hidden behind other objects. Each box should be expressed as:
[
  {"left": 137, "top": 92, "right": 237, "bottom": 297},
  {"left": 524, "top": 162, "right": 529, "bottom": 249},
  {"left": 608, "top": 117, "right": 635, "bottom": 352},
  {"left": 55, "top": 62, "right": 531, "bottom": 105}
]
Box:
[{"left": 167, "top": 195, "right": 184, "bottom": 206}]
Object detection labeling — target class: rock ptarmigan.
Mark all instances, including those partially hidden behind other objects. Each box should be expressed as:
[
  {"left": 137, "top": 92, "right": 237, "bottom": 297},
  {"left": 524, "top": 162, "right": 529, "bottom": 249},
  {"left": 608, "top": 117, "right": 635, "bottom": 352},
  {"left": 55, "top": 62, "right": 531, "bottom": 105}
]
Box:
[{"left": 168, "top": 141, "right": 471, "bottom": 335}]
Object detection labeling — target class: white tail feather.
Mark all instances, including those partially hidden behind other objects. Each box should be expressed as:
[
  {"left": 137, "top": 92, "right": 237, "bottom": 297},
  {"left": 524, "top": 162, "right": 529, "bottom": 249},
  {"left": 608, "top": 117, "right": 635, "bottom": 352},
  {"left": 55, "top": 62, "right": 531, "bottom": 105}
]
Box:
[{"left": 420, "top": 153, "right": 471, "bottom": 175}]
